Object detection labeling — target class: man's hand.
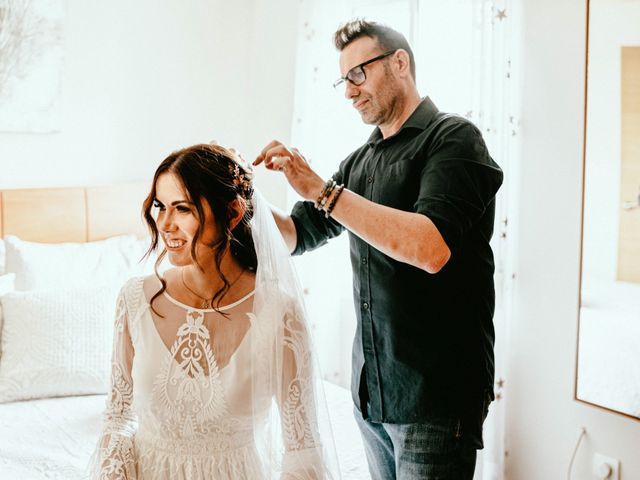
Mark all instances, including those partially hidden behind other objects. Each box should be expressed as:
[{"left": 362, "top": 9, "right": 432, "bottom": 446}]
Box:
[{"left": 253, "top": 140, "right": 324, "bottom": 202}]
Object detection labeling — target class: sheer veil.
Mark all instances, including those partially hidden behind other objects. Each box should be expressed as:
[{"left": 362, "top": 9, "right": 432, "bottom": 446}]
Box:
[{"left": 249, "top": 190, "right": 340, "bottom": 479}]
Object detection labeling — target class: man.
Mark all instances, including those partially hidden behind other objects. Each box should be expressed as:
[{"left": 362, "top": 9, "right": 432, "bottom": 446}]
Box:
[{"left": 254, "top": 19, "right": 503, "bottom": 479}]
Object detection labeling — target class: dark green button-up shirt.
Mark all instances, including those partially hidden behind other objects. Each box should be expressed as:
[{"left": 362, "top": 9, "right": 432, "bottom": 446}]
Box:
[{"left": 291, "top": 97, "right": 503, "bottom": 446}]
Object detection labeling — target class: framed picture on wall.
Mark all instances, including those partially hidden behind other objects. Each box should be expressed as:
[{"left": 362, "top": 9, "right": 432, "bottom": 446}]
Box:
[{"left": 0, "top": 0, "right": 65, "bottom": 133}]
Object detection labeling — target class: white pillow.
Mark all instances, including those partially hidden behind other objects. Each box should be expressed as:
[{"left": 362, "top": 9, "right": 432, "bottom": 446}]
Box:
[
  {"left": 4, "top": 235, "right": 148, "bottom": 291},
  {"left": 0, "top": 273, "right": 16, "bottom": 352},
  {"left": 0, "top": 238, "right": 5, "bottom": 275},
  {"left": 0, "top": 285, "right": 118, "bottom": 403},
  {"left": 0, "top": 273, "right": 14, "bottom": 297}
]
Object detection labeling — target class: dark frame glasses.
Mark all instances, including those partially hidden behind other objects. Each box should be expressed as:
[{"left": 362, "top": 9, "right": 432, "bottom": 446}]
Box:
[{"left": 333, "top": 50, "right": 397, "bottom": 89}]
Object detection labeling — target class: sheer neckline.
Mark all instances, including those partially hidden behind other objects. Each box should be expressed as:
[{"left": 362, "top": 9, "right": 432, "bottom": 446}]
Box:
[{"left": 162, "top": 289, "right": 255, "bottom": 312}]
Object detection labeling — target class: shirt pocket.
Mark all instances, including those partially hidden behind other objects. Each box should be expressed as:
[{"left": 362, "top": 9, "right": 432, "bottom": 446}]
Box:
[{"left": 372, "top": 152, "right": 423, "bottom": 211}]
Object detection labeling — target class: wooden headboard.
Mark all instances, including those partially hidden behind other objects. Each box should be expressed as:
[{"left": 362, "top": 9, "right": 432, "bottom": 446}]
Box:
[{"left": 0, "top": 183, "right": 150, "bottom": 243}]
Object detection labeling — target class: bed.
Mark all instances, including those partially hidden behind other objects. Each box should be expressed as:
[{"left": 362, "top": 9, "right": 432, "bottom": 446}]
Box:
[
  {"left": 0, "top": 184, "right": 368, "bottom": 479},
  {"left": 577, "top": 279, "right": 640, "bottom": 417}
]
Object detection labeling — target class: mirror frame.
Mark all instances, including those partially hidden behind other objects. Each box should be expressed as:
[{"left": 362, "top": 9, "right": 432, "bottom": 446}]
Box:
[{"left": 575, "top": 0, "right": 640, "bottom": 422}]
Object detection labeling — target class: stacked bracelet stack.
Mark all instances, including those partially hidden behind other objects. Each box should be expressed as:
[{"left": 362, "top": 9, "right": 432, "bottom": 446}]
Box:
[{"left": 314, "top": 178, "right": 345, "bottom": 218}]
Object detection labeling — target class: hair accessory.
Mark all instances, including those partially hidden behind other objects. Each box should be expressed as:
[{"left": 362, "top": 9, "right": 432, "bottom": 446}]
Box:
[{"left": 228, "top": 157, "right": 254, "bottom": 199}]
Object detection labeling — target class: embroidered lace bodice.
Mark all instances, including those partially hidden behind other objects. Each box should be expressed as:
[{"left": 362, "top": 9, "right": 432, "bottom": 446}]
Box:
[{"left": 92, "top": 275, "right": 327, "bottom": 479}]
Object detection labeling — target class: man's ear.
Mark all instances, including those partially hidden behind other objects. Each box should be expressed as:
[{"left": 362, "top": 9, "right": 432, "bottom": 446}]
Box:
[
  {"left": 228, "top": 198, "right": 246, "bottom": 230},
  {"left": 394, "top": 49, "right": 412, "bottom": 78}
]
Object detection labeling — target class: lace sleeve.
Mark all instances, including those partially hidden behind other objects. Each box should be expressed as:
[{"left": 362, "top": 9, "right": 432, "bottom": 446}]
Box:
[
  {"left": 278, "top": 304, "right": 326, "bottom": 479},
  {"left": 89, "top": 286, "right": 138, "bottom": 479}
]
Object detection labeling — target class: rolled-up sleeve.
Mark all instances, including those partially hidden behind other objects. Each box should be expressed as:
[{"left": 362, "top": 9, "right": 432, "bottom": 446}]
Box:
[
  {"left": 413, "top": 122, "right": 503, "bottom": 251},
  {"left": 290, "top": 169, "right": 346, "bottom": 256}
]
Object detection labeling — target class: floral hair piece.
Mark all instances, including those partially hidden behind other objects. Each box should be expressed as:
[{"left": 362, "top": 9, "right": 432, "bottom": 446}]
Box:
[{"left": 228, "top": 155, "right": 254, "bottom": 199}]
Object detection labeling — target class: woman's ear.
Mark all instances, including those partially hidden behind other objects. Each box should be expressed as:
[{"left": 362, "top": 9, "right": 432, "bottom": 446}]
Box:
[{"left": 228, "top": 198, "right": 246, "bottom": 230}]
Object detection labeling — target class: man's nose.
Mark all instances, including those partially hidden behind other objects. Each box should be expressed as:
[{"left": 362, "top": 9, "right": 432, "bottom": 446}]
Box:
[{"left": 344, "top": 80, "right": 359, "bottom": 100}]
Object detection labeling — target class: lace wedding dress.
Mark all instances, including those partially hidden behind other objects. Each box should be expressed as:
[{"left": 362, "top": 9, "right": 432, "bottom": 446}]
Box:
[{"left": 90, "top": 193, "right": 338, "bottom": 480}]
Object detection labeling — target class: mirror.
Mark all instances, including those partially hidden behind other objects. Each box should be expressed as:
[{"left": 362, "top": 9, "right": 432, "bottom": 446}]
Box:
[{"left": 577, "top": 0, "right": 640, "bottom": 419}]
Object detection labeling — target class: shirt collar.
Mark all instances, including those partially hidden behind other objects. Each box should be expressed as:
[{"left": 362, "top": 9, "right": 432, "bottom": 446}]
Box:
[{"left": 366, "top": 96, "right": 439, "bottom": 146}]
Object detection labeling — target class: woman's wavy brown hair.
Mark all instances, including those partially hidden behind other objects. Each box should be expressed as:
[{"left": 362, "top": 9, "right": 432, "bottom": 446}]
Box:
[{"left": 142, "top": 143, "right": 256, "bottom": 314}]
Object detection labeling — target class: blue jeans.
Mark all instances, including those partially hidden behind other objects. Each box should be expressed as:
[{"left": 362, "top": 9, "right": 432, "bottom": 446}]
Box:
[{"left": 354, "top": 407, "right": 478, "bottom": 480}]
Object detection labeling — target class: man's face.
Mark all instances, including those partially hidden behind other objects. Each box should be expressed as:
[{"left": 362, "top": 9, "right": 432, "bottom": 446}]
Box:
[{"left": 338, "top": 36, "right": 399, "bottom": 126}]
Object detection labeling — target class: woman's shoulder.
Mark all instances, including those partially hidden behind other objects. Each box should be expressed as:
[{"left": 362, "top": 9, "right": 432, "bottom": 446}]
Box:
[
  {"left": 257, "top": 279, "right": 304, "bottom": 317},
  {"left": 118, "top": 274, "right": 160, "bottom": 309},
  {"left": 119, "top": 275, "right": 147, "bottom": 295},
  {"left": 120, "top": 269, "right": 176, "bottom": 292}
]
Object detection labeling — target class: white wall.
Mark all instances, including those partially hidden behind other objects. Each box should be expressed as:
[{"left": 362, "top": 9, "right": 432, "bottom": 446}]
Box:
[
  {"left": 505, "top": 0, "right": 640, "bottom": 479},
  {"left": 0, "top": 0, "right": 299, "bottom": 208}
]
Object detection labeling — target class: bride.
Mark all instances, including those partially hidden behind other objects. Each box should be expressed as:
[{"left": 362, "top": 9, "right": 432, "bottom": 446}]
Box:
[{"left": 90, "top": 143, "right": 338, "bottom": 479}]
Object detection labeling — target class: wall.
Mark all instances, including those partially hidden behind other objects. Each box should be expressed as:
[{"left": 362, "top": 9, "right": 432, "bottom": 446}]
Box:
[
  {"left": 0, "top": 0, "right": 299, "bottom": 208},
  {"left": 505, "top": 0, "right": 640, "bottom": 479}
]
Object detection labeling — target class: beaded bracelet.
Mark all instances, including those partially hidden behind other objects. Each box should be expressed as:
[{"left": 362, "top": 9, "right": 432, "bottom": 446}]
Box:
[
  {"left": 315, "top": 178, "right": 336, "bottom": 209},
  {"left": 315, "top": 177, "right": 344, "bottom": 217},
  {"left": 319, "top": 183, "right": 336, "bottom": 210},
  {"left": 324, "top": 184, "right": 344, "bottom": 218}
]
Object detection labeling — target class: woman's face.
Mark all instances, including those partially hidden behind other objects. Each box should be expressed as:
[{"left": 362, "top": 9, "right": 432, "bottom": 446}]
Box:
[{"left": 153, "top": 172, "right": 219, "bottom": 266}]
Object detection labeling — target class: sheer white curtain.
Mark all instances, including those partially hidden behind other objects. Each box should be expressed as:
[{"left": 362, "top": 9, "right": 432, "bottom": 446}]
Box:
[{"left": 289, "top": 1, "right": 520, "bottom": 479}]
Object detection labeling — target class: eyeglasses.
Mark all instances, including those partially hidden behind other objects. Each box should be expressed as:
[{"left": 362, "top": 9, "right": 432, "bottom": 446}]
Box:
[{"left": 333, "top": 50, "right": 397, "bottom": 89}]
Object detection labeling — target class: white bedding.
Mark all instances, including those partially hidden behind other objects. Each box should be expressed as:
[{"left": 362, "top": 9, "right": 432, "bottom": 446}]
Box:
[
  {"left": 577, "top": 280, "right": 640, "bottom": 417},
  {"left": 0, "top": 381, "right": 368, "bottom": 480}
]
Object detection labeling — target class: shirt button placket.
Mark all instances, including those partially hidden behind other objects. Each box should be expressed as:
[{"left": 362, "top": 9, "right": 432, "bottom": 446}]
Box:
[
  {"left": 361, "top": 148, "right": 381, "bottom": 418},
  {"left": 361, "top": 153, "right": 376, "bottom": 316}
]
